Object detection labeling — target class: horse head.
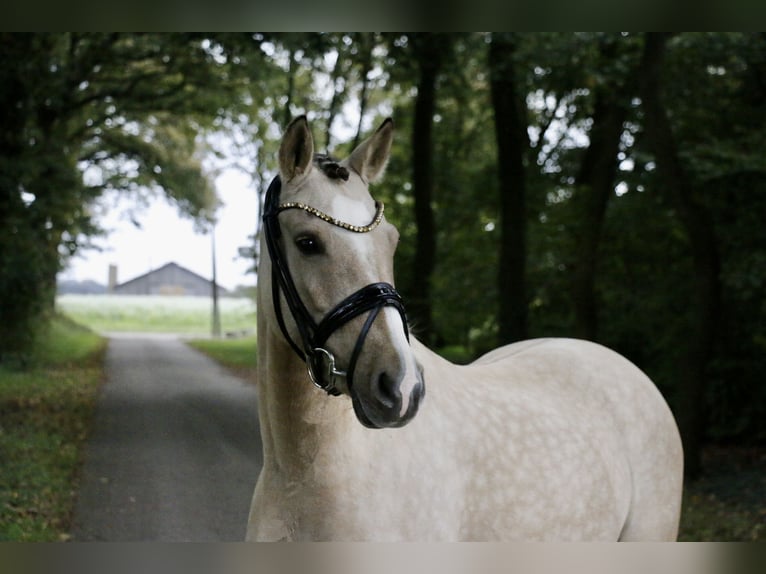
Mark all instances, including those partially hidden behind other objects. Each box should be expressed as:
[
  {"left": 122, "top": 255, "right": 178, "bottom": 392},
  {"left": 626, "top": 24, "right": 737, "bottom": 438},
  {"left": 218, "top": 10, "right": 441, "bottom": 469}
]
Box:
[{"left": 262, "top": 115, "right": 425, "bottom": 429}]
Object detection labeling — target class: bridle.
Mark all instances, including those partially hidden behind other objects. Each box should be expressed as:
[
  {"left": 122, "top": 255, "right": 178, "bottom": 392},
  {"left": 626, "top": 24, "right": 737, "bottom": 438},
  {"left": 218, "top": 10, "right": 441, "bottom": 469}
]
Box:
[{"left": 262, "top": 175, "right": 410, "bottom": 396}]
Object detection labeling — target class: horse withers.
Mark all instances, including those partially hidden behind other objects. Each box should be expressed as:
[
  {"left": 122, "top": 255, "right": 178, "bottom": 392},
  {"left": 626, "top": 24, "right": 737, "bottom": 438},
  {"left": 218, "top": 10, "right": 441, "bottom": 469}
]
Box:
[{"left": 246, "top": 115, "right": 683, "bottom": 541}]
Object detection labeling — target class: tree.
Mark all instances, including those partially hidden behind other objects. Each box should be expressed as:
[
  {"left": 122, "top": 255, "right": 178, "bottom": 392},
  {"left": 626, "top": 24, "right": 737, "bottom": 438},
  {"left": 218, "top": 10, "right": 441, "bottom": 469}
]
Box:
[
  {"left": 427, "top": 34, "right": 499, "bottom": 356},
  {"left": 402, "top": 33, "right": 454, "bottom": 344},
  {"left": 634, "top": 32, "right": 766, "bottom": 475},
  {"left": 638, "top": 33, "right": 722, "bottom": 477},
  {"left": 489, "top": 32, "right": 530, "bottom": 344},
  {"left": 568, "top": 34, "right": 641, "bottom": 341},
  {"left": 0, "top": 33, "right": 240, "bottom": 363}
]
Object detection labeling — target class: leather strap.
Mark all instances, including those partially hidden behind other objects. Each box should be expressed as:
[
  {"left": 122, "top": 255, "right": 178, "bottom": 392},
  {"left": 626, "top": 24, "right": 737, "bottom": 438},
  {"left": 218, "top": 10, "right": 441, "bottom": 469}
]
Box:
[{"left": 262, "top": 175, "right": 409, "bottom": 396}]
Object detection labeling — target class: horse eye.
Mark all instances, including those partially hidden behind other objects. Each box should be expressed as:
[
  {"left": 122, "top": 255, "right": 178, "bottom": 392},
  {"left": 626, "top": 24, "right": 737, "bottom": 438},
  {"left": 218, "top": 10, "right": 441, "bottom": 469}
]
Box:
[{"left": 295, "top": 235, "right": 323, "bottom": 256}]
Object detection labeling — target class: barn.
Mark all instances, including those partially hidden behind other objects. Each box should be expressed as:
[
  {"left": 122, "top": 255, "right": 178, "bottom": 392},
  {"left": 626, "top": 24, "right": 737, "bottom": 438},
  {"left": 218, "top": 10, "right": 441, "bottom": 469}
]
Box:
[{"left": 112, "top": 262, "right": 228, "bottom": 297}]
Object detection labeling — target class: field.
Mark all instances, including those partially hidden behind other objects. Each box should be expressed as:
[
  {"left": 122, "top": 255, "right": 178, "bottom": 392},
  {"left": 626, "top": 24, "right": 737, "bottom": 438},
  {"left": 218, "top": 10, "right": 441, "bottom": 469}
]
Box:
[{"left": 56, "top": 294, "right": 256, "bottom": 336}]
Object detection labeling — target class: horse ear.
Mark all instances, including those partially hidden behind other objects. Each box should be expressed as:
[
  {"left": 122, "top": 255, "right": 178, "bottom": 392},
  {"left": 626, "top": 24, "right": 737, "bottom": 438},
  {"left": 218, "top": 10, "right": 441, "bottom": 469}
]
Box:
[
  {"left": 346, "top": 118, "right": 393, "bottom": 184},
  {"left": 279, "top": 115, "right": 314, "bottom": 183}
]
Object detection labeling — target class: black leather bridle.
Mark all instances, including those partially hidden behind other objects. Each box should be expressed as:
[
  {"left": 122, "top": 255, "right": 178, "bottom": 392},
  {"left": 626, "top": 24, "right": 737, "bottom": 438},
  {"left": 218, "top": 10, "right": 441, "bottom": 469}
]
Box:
[{"left": 262, "top": 175, "right": 409, "bottom": 396}]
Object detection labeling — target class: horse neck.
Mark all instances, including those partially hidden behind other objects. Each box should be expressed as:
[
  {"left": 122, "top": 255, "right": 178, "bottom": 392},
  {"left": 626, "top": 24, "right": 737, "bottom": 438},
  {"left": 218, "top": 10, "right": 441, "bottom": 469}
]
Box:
[{"left": 256, "top": 268, "right": 354, "bottom": 475}]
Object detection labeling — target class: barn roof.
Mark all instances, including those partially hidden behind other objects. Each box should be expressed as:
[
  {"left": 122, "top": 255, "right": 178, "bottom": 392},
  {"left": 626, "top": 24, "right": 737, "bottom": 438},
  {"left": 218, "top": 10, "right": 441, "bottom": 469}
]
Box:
[{"left": 115, "top": 262, "right": 228, "bottom": 294}]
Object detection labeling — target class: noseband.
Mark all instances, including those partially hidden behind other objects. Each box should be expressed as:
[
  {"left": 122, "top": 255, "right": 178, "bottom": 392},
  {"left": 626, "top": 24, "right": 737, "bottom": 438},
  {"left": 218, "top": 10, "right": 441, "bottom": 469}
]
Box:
[{"left": 263, "top": 175, "right": 409, "bottom": 396}]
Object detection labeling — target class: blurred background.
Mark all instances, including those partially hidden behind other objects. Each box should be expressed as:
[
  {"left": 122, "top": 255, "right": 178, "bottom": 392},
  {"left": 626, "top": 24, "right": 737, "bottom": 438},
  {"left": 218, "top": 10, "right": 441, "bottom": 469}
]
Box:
[{"left": 1, "top": 33, "right": 764, "bottom": 540}]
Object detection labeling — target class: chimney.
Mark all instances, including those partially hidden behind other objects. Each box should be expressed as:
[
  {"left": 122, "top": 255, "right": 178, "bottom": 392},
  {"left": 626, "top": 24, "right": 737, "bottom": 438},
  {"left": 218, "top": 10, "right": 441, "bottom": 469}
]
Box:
[{"left": 108, "top": 264, "right": 118, "bottom": 293}]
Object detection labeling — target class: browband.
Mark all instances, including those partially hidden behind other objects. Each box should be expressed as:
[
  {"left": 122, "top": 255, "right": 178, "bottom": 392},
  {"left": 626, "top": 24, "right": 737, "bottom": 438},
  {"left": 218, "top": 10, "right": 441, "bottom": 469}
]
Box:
[{"left": 276, "top": 201, "right": 385, "bottom": 234}]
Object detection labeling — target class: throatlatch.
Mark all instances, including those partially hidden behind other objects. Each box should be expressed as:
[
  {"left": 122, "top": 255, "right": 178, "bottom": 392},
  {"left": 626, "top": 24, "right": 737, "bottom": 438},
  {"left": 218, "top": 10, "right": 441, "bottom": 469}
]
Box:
[{"left": 262, "top": 175, "right": 409, "bottom": 396}]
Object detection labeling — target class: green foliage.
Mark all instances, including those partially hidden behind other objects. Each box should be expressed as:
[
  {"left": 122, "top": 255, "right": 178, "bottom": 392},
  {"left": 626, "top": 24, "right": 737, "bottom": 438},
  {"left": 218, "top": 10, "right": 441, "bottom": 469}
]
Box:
[
  {"left": 705, "top": 172, "right": 766, "bottom": 442},
  {"left": 0, "top": 33, "right": 241, "bottom": 362},
  {"left": 0, "top": 315, "right": 105, "bottom": 541},
  {"left": 0, "top": 225, "right": 56, "bottom": 368}
]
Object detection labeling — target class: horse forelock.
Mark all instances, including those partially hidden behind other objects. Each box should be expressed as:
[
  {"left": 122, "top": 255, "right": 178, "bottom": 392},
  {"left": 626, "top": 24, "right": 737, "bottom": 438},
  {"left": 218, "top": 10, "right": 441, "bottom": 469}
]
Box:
[{"left": 314, "top": 154, "right": 349, "bottom": 181}]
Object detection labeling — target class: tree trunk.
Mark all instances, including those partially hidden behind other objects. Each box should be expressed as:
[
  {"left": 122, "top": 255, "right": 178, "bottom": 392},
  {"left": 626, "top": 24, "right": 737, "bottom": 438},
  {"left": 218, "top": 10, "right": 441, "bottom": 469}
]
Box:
[
  {"left": 407, "top": 34, "right": 450, "bottom": 345},
  {"left": 489, "top": 33, "right": 529, "bottom": 344},
  {"left": 571, "top": 37, "right": 632, "bottom": 341},
  {"left": 639, "top": 33, "right": 722, "bottom": 479}
]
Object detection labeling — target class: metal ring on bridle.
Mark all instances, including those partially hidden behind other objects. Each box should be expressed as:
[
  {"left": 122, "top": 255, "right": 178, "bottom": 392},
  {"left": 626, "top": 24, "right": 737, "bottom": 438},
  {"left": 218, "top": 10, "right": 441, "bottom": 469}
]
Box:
[{"left": 307, "top": 348, "right": 346, "bottom": 392}]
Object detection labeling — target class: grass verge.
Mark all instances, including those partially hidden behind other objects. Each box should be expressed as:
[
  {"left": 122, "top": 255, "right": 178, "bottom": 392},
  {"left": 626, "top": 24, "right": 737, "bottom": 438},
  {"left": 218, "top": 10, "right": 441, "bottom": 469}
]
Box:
[
  {"left": 186, "top": 336, "right": 257, "bottom": 384},
  {"left": 0, "top": 315, "right": 106, "bottom": 541}
]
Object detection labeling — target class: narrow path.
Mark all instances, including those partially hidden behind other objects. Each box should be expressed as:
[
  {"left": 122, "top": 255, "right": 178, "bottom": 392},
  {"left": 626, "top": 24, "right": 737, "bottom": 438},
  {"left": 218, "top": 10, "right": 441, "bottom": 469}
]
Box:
[{"left": 72, "top": 334, "right": 262, "bottom": 541}]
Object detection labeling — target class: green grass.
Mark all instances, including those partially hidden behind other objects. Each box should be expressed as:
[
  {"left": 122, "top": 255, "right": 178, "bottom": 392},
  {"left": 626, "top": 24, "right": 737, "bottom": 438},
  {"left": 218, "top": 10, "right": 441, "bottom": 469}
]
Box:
[
  {"left": 0, "top": 315, "right": 106, "bottom": 541},
  {"left": 187, "top": 336, "right": 257, "bottom": 383},
  {"left": 56, "top": 294, "right": 256, "bottom": 335},
  {"left": 679, "top": 489, "right": 763, "bottom": 541}
]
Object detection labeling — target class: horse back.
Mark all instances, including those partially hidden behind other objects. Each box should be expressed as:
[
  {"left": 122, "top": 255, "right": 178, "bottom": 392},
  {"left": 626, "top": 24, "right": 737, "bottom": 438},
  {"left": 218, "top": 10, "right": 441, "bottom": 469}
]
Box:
[{"left": 416, "top": 337, "right": 683, "bottom": 540}]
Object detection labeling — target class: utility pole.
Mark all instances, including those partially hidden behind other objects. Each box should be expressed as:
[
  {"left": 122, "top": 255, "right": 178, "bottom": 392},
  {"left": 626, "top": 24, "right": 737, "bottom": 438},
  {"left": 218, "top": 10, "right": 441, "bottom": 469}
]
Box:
[{"left": 211, "top": 224, "right": 221, "bottom": 338}]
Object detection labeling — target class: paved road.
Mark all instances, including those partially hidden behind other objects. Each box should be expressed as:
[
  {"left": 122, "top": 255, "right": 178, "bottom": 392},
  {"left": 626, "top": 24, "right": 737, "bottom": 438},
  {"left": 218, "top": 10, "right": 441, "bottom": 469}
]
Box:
[{"left": 72, "top": 334, "right": 262, "bottom": 541}]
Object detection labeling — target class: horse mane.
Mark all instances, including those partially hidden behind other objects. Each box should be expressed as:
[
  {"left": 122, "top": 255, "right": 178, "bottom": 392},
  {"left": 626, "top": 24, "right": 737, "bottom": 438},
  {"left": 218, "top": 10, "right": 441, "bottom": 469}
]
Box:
[{"left": 314, "top": 154, "right": 349, "bottom": 181}]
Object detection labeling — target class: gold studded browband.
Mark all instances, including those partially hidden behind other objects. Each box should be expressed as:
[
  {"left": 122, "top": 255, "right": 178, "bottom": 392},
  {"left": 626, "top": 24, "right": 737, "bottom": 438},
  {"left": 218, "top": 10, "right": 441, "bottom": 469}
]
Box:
[{"left": 276, "top": 201, "right": 385, "bottom": 233}]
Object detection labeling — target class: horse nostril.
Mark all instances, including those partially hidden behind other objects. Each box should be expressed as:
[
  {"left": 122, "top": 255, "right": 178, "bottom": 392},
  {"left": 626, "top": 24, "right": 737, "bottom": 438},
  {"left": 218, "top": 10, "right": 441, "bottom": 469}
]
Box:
[{"left": 374, "top": 371, "right": 401, "bottom": 409}]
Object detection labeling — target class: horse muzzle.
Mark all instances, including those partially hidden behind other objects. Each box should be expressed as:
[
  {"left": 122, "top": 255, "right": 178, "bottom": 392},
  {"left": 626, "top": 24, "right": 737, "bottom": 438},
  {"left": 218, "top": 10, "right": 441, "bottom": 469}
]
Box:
[{"left": 351, "top": 362, "right": 425, "bottom": 429}]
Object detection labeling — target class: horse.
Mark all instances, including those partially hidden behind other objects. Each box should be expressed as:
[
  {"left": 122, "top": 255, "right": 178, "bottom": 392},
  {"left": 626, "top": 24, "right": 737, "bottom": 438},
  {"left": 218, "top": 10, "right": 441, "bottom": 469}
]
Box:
[{"left": 246, "top": 115, "right": 684, "bottom": 541}]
